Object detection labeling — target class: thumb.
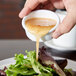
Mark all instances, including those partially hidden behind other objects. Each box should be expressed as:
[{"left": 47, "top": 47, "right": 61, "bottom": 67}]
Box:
[
  {"left": 19, "top": 0, "right": 40, "bottom": 18},
  {"left": 52, "top": 13, "right": 76, "bottom": 38}
]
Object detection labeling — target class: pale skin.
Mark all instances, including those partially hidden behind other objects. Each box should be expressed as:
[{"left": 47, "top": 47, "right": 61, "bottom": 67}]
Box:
[{"left": 19, "top": 0, "right": 76, "bottom": 38}]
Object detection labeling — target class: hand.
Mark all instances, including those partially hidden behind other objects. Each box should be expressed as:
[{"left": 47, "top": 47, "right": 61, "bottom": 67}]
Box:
[
  {"left": 19, "top": 0, "right": 76, "bottom": 38},
  {"left": 53, "top": 0, "right": 76, "bottom": 38},
  {"left": 19, "top": 0, "right": 64, "bottom": 18}
]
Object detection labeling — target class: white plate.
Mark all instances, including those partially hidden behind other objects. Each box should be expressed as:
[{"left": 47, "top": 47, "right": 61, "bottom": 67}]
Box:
[
  {"left": 44, "top": 40, "right": 76, "bottom": 51},
  {"left": 0, "top": 56, "right": 76, "bottom": 71},
  {"left": 0, "top": 56, "right": 27, "bottom": 69}
]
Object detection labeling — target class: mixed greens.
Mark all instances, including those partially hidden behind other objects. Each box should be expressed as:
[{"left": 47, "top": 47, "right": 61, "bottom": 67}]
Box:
[
  {"left": 0, "top": 46, "right": 75, "bottom": 76},
  {"left": 5, "top": 51, "right": 58, "bottom": 76}
]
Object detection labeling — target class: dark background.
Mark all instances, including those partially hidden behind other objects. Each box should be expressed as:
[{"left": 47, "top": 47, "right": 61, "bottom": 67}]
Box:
[{"left": 0, "top": 0, "right": 28, "bottom": 39}]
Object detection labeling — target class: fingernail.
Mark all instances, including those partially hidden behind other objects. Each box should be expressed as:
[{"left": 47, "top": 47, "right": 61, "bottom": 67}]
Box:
[
  {"left": 52, "top": 32, "right": 61, "bottom": 39},
  {"left": 19, "top": 9, "right": 24, "bottom": 18},
  {"left": 19, "top": 8, "right": 28, "bottom": 18}
]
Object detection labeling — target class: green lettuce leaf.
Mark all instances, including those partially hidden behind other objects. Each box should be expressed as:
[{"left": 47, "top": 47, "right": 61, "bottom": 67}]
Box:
[{"left": 5, "top": 50, "right": 56, "bottom": 76}]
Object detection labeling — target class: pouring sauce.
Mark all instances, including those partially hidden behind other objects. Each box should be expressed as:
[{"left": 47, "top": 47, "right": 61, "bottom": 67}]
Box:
[{"left": 25, "top": 18, "right": 56, "bottom": 61}]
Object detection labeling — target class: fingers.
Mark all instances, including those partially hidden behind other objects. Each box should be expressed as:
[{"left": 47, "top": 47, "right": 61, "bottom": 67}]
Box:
[
  {"left": 43, "top": 1, "right": 55, "bottom": 11},
  {"left": 19, "top": 7, "right": 31, "bottom": 18},
  {"left": 35, "top": 1, "right": 55, "bottom": 11},
  {"left": 19, "top": 0, "right": 40, "bottom": 18},
  {"left": 51, "top": 0, "right": 65, "bottom": 9},
  {"left": 52, "top": 14, "right": 76, "bottom": 38}
]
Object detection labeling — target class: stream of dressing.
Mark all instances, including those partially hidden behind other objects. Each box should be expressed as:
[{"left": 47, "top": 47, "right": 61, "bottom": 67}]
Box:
[{"left": 25, "top": 18, "right": 56, "bottom": 61}]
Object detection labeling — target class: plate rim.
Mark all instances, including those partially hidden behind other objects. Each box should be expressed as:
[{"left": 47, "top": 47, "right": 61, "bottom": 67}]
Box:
[{"left": 0, "top": 56, "right": 76, "bottom": 71}]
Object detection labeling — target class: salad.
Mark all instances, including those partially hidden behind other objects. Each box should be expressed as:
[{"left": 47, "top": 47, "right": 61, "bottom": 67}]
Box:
[{"left": 0, "top": 46, "right": 76, "bottom": 76}]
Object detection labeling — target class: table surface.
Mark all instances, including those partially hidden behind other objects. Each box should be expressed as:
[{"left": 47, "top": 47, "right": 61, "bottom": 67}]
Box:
[{"left": 0, "top": 40, "right": 76, "bottom": 61}]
